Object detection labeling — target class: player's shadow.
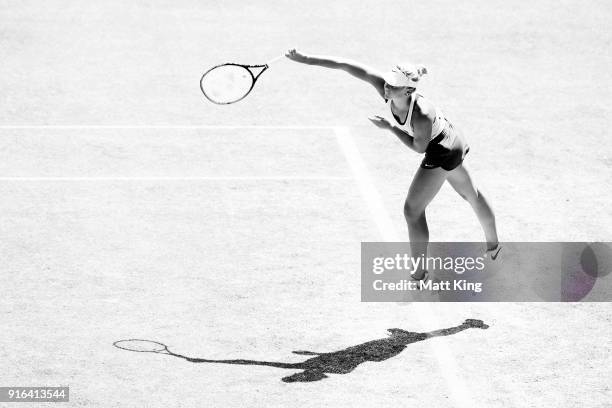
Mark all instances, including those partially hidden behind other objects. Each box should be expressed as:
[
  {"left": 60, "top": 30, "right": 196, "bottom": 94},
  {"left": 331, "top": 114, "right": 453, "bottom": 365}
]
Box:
[{"left": 118, "top": 319, "right": 488, "bottom": 382}]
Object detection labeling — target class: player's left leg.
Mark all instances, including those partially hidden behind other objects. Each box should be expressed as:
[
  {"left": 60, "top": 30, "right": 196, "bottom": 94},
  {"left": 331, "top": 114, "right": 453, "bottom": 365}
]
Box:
[{"left": 404, "top": 165, "right": 448, "bottom": 279}]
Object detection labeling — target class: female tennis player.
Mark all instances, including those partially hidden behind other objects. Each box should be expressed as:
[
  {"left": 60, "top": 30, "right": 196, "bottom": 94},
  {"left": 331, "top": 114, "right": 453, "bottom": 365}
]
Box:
[{"left": 286, "top": 49, "right": 500, "bottom": 281}]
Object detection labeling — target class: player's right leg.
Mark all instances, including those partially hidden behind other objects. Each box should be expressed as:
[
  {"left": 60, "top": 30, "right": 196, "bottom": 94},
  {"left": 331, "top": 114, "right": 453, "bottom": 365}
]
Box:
[{"left": 446, "top": 163, "right": 499, "bottom": 252}]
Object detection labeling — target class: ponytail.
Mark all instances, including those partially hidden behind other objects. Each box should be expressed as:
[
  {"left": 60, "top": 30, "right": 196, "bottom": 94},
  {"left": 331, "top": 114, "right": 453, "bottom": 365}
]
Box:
[{"left": 416, "top": 64, "right": 428, "bottom": 78}]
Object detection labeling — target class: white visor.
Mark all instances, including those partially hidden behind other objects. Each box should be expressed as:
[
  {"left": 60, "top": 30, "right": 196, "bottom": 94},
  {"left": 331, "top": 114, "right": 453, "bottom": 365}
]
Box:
[{"left": 383, "top": 70, "right": 420, "bottom": 88}]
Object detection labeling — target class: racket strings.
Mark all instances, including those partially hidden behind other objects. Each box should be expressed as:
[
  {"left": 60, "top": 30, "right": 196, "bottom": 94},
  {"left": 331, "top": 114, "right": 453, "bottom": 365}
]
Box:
[{"left": 200, "top": 64, "right": 255, "bottom": 104}]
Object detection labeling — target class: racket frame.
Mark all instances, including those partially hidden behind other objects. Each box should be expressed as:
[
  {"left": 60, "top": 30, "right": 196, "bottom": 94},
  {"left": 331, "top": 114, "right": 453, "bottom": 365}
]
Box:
[{"left": 199, "top": 63, "right": 269, "bottom": 105}]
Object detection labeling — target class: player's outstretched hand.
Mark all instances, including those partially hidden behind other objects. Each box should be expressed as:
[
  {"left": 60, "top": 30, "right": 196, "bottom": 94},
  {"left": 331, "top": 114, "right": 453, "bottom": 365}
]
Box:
[
  {"left": 286, "top": 48, "right": 308, "bottom": 62},
  {"left": 368, "top": 115, "right": 392, "bottom": 130}
]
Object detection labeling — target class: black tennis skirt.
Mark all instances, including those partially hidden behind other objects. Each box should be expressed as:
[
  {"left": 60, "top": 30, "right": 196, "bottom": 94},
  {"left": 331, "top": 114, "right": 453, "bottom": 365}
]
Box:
[{"left": 421, "top": 120, "right": 469, "bottom": 171}]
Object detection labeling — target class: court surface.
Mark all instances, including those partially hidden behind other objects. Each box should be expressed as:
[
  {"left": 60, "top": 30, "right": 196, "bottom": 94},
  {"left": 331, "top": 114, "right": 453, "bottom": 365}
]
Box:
[{"left": 2, "top": 1, "right": 612, "bottom": 407}]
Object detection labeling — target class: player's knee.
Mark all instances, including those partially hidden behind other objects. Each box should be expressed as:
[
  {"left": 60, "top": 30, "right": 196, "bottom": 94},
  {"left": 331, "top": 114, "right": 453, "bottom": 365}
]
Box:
[
  {"left": 403, "top": 201, "right": 423, "bottom": 222},
  {"left": 459, "top": 188, "right": 479, "bottom": 203},
  {"left": 472, "top": 189, "right": 486, "bottom": 203}
]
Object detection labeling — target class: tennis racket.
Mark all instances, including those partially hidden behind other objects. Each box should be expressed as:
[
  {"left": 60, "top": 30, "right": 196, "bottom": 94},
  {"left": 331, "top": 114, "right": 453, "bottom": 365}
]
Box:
[{"left": 200, "top": 55, "right": 284, "bottom": 105}]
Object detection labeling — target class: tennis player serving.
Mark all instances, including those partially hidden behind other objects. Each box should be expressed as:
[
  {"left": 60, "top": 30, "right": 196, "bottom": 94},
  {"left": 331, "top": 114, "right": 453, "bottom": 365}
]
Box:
[{"left": 286, "top": 49, "right": 500, "bottom": 282}]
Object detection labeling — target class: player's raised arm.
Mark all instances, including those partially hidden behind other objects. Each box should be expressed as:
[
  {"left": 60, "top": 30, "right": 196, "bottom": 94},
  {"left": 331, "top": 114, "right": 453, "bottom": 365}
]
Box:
[{"left": 285, "top": 49, "right": 385, "bottom": 98}]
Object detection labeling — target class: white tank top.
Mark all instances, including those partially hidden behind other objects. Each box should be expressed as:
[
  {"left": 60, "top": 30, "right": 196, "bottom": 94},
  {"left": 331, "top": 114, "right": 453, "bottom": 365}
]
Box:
[{"left": 387, "top": 93, "right": 446, "bottom": 139}]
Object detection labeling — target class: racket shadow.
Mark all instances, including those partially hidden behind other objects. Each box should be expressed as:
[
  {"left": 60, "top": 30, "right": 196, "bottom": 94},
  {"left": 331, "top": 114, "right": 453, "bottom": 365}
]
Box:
[{"left": 113, "top": 319, "right": 488, "bottom": 383}]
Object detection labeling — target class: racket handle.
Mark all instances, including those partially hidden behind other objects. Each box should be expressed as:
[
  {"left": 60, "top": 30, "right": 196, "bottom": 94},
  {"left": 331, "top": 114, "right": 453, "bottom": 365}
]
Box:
[{"left": 267, "top": 54, "right": 286, "bottom": 65}]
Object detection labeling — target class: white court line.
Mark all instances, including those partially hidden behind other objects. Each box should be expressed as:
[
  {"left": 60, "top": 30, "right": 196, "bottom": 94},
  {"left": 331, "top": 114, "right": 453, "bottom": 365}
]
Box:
[
  {"left": 0, "top": 176, "right": 351, "bottom": 181},
  {"left": 334, "top": 127, "right": 400, "bottom": 241},
  {"left": 0, "top": 125, "right": 337, "bottom": 130},
  {"left": 334, "top": 126, "right": 475, "bottom": 408}
]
